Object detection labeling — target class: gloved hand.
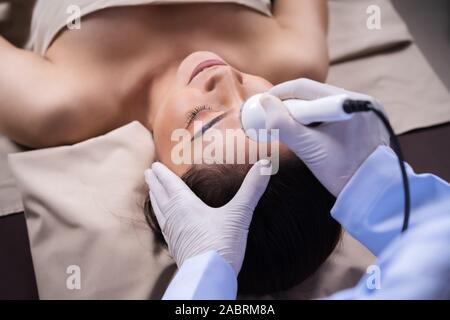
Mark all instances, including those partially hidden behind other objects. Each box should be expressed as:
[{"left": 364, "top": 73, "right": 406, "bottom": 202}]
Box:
[
  {"left": 144, "top": 159, "right": 271, "bottom": 274},
  {"left": 261, "top": 78, "right": 389, "bottom": 196}
]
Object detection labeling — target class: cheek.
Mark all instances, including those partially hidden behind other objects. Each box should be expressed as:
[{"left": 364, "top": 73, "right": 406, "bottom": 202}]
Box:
[
  {"left": 152, "top": 118, "right": 191, "bottom": 176},
  {"left": 152, "top": 91, "right": 199, "bottom": 166},
  {"left": 243, "top": 74, "right": 273, "bottom": 94},
  {"left": 152, "top": 121, "right": 168, "bottom": 155},
  {"left": 152, "top": 109, "right": 174, "bottom": 163},
  {"left": 156, "top": 89, "right": 202, "bottom": 129}
]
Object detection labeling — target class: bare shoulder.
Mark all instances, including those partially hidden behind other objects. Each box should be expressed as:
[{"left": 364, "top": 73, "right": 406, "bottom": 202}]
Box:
[
  {"left": 0, "top": 37, "right": 77, "bottom": 147},
  {"left": 0, "top": 35, "right": 132, "bottom": 147},
  {"left": 252, "top": 0, "right": 329, "bottom": 84}
]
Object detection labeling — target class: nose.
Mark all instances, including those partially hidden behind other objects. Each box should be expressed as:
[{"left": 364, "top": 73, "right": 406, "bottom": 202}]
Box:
[{"left": 203, "top": 66, "right": 245, "bottom": 106}]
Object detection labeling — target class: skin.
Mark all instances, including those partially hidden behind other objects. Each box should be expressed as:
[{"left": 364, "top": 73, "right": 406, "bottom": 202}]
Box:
[{"left": 0, "top": 1, "right": 329, "bottom": 174}]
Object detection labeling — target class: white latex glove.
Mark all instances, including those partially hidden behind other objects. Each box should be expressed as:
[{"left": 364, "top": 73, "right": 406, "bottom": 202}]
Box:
[
  {"left": 261, "top": 78, "right": 390, "bottom": 196},
  {"left": 144, "top": 159, "right": 272, "bottom": 274}
]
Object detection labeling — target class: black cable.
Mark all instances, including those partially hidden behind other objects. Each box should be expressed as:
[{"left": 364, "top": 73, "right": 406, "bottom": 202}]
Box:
[{"left": 343, "top": 100, "right": 411, "bottom": 233}]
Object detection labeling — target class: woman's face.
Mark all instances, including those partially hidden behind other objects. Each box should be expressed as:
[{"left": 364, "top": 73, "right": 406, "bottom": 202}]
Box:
[{"left": 150, "top": 51, "right": 285, "bottom": 176}]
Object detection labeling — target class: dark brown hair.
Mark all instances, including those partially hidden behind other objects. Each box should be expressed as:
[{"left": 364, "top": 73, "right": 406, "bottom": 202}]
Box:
[{"left": 144, "top": 152, "right": 341, "bottom": 295}]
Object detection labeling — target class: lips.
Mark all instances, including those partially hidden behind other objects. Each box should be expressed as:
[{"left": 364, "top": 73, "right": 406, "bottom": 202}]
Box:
[{"left": 189, "top": 59, "right": 227, "bottom": 84}]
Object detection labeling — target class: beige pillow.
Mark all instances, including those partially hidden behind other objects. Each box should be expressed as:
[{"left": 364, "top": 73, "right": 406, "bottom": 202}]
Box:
[{"left": 8, "top": 122, "right": 175, "bottom": 299}]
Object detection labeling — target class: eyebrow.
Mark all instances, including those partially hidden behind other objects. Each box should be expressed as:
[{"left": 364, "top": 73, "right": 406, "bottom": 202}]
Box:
[{"left": 191, "top": 112, "right": 230, "bottom": 141}]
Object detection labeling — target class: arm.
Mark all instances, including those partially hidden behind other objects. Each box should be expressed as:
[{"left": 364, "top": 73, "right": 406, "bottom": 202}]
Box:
[
  {"left": 273, "top": 0, "right": 328, "bottom": 32},
  {"left": 332, "top": 145, "right": 450, "bottom": 256},
  {"left": 329, "top": 146, "right": 450, "bottom": 299},
  {"left": 271, "top": 0, "right": 329, "bottom": 82},
  {"left": 329, "top": 216, "right": 450, "bottom": 299},
  {"left": 0, "top": 37, "right": 116, "bottom": 148},
  {"left": 162, "top": 147, "right": 450, "bottom": 300},
  {"left": 145, "top": 161, "right": 271, "bottom": 300},
  {"left": 163, "top": 251, "right": 237, "bottom": 300}
]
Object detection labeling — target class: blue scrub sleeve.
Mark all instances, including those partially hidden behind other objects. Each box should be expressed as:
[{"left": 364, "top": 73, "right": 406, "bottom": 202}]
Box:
[
  {"left": 331, "top": 145, "right": 450, "bottom": 256},
  {"left": 162, "top": 250, "right": 237, "bottom": 300}
]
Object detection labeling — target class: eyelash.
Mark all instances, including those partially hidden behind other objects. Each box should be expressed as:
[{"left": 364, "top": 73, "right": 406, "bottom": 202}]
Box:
[{"left": 185, "top": 105, "right": 213, "bottom": 126}]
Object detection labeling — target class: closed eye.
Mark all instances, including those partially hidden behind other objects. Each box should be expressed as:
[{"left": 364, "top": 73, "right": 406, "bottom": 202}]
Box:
[
  {"left": 191, "top": 111, "right": 230, "bottom": 142},
  {"left": 185, "top": 105, "right": 213, "bottom": 128}
]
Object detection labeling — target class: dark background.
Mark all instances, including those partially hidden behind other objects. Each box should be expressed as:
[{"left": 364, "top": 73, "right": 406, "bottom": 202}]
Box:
[{"left": 0, "top": 0, "right": 449, "bottom": 299}]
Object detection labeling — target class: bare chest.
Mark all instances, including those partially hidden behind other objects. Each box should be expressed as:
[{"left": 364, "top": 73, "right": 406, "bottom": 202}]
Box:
[{"left": 46, "top": 4, "right": 277, "bottom": 77}]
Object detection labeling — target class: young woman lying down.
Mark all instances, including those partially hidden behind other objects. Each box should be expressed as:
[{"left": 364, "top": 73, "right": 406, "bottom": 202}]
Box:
[{"left": 0, "top": 0, "right": 340, "bottom": 294}]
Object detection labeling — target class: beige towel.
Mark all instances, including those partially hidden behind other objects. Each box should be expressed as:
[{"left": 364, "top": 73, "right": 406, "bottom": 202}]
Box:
[
  {"left": 327, "top": 0, "right": 450, "bottom": 134},
  {"left": 0, "top": 136, "right": 24, "bottom": 216}
]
